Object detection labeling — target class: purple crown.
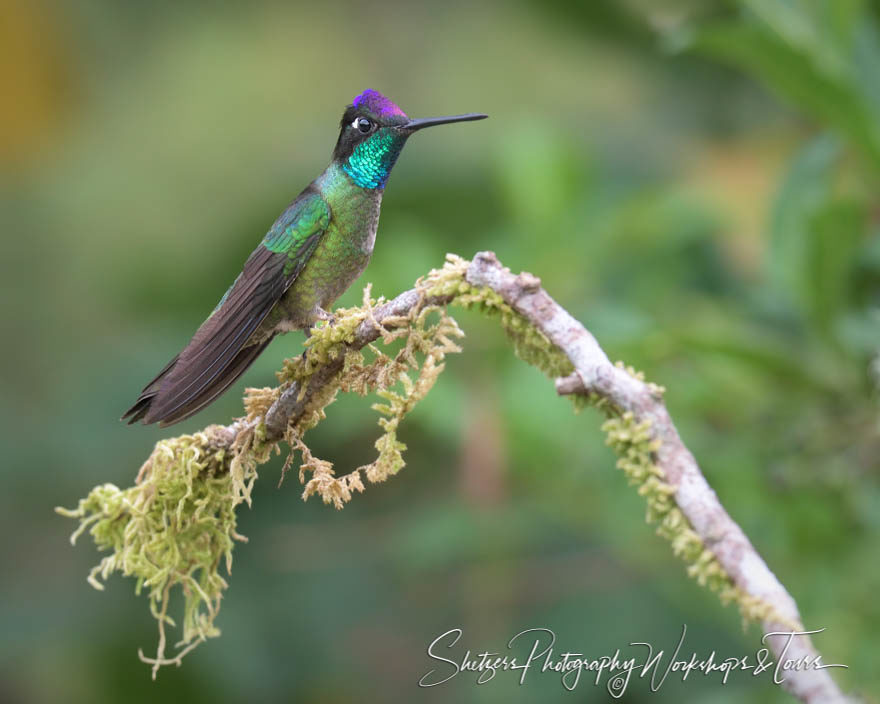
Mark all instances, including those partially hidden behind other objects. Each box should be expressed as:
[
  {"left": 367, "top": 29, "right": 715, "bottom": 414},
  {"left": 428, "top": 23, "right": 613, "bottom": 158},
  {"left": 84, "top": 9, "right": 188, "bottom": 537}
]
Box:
[{"left": 352, "top": 89, "right": 407, "bottom": 119}]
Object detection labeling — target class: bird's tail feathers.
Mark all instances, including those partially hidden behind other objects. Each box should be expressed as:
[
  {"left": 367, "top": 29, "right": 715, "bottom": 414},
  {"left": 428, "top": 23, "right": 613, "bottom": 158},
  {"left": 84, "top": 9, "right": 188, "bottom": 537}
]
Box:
[{"left": 121, "top": 336, "right": 275, "bottom": 427}]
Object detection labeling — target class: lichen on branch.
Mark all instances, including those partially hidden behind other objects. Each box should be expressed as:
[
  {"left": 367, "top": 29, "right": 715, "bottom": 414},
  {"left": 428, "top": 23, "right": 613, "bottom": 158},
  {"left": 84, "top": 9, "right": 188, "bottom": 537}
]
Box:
[
  {"left": 55, "top": 426, "right": 260, "bottom": 677},
  {"left": 56, "top": 252, "right": 841, "bottom": 702},
  {"left": 276, "top": 282, "right": 465, "bottom": 508}
]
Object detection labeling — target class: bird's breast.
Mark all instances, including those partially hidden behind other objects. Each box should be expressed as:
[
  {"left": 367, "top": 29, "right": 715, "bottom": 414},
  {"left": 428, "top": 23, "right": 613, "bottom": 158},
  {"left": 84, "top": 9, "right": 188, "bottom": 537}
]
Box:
[
  {"left": 332, "top": 186, "right": 382, "bottom": 257},
  {"left": 275, "top": 186, "right": 383, "bottom": 329}
]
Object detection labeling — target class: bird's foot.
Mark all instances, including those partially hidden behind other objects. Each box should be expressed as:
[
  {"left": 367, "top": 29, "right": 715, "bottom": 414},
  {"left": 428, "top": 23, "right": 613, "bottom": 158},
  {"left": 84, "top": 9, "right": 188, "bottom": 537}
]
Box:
[
  {"left": 315, "top": 307, "right": 336, "bottom": 325},
  {"left": 307, "top": 308, "right": 336, "bottom": 337}
]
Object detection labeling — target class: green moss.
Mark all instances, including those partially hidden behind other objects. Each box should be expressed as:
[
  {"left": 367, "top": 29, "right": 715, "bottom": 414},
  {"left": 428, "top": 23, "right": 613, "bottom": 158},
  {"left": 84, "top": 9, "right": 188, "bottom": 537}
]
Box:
[
  {"left": 601, "top": 407, "right": 801, "bottom": 632},
  {"left": 56, "top": 428, "right": 255, "bottom": 678},
  {"left": 426, "top": 257, "right": 573, "bottom": 380}
]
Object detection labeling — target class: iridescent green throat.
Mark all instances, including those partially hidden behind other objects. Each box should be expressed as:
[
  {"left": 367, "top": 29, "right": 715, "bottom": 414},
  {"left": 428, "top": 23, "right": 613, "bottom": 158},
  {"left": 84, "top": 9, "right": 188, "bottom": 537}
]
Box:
[{"left": 343, "top": 128, "right": 407, "bottom": 189}]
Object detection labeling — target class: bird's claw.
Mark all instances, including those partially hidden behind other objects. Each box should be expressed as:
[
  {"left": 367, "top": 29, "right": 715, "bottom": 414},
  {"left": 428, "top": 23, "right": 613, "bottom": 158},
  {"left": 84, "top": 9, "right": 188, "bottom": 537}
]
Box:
[
  {"left": 315, "top": 308, "right": 336, "bottom": 326},
  {"left": 307, "top": 308, "right": 336, "bottom": 336}
]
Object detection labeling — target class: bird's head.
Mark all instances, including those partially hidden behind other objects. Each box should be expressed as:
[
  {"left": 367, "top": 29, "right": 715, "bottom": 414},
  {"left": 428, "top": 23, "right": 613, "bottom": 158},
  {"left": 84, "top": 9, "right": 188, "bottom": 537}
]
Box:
[{"left": 333, "top": 89, "right": 487, "bottom": 189}]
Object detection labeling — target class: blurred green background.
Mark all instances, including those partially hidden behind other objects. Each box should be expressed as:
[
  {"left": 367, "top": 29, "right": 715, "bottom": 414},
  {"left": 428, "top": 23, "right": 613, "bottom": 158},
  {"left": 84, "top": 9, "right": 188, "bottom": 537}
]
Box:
[{"left": 2, "top": 0, "right": 878, "bottom": 701}]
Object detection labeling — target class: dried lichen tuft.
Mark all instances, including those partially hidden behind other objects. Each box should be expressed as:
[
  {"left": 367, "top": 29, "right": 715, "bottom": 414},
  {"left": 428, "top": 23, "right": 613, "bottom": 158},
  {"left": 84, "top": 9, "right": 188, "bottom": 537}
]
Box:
[
  {"left": 56, "top": 426, "right": 257, "bottom": 678},
  {"left": 287, "top": 281, "right": 465, "bottom": 508}
]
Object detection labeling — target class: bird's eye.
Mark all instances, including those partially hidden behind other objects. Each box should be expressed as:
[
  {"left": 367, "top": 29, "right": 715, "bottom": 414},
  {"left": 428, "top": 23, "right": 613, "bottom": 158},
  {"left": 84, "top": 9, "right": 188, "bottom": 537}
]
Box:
[{"left": 353, "top": 117, "right": 373, "bottom": 133}]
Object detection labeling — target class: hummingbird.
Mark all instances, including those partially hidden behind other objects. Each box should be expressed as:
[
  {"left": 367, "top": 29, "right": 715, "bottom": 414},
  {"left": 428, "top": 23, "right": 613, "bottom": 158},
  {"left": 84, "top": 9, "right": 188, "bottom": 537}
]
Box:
[{"left": 123, "top": 90, "right": 487, "bottom": 427}]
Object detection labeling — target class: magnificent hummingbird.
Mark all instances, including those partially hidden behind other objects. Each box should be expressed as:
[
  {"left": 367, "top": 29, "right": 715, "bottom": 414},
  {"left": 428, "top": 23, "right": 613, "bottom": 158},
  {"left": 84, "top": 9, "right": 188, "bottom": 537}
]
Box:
[{"left": 123, "top": 90, "right": 487, "bottom": 427}]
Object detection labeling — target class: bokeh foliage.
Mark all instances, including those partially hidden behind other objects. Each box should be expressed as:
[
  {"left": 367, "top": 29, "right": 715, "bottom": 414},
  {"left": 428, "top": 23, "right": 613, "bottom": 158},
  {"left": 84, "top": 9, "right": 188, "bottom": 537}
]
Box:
[{"left": 1, "top": 0, "right": 878, "bottom": 702}]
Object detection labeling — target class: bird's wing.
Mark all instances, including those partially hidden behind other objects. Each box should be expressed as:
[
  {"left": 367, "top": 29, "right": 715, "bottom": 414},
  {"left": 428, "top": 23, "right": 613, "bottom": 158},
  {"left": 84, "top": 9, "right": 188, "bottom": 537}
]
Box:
[{"left": 123, "top": 188, "right": 331, "bottom": 426}]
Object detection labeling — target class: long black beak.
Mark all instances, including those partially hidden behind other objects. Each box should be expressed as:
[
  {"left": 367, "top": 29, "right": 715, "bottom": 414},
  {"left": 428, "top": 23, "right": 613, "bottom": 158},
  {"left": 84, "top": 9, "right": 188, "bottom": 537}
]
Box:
[{"left": 403, "top": 113, "right": 488, "bottom": 131}]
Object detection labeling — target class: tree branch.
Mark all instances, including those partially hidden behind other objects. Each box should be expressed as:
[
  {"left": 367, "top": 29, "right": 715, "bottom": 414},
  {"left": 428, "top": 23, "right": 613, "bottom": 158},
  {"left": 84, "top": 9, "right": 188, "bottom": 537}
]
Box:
[
  {"left": 465, "top": 251, "right": 849, "bottom": 704},
  {"left": 62, "top": 252, "right": 851, "bottom": 700},
  {"left": 262, "top": 290, "right": 456, "bottom": 440}
]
